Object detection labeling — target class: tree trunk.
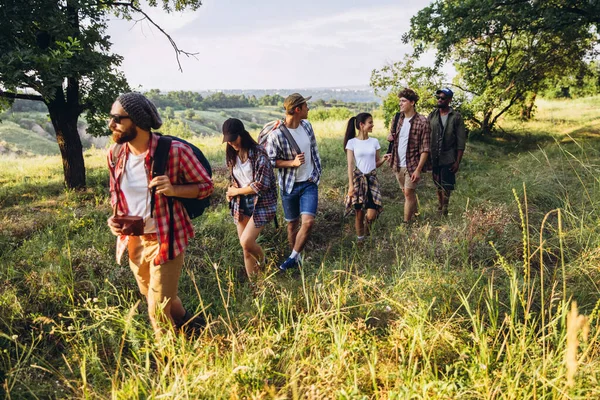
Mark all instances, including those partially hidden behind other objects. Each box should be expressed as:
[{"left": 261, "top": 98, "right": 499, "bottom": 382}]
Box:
[
  {"left": 482, "top": 111, "right": 494, "bottom": 135},
  {"left": 47, "top": 90, "right": 86, "bottom": 189},
  {"left": 525, "top": 92, "right": 537, "bottom": 120}
]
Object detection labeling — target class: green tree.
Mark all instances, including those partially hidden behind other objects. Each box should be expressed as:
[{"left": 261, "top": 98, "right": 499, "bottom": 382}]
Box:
[
  {"left": 0, "top": 0, "right": 202, "bottom": 188},
  {"left": 371, "top": 59, "right": 442, "bottom": 127},
  {"left": 402, "top": 0, "right": 598, "bottom": 134},
  {"left": 164, "top": 106, "right": 175, "bottom": 119}
]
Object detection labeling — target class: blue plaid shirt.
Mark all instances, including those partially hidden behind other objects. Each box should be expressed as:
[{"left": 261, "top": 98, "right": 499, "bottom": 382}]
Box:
[{"left": 265, "top": 120, "right": 322, "bottom": 195}]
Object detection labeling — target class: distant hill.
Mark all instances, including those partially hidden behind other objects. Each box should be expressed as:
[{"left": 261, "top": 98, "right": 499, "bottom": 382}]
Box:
[{"left": 198, "top": 86, "right": 381, "bottom": 104}]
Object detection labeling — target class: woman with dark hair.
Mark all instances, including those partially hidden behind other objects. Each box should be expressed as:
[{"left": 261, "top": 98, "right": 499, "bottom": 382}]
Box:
[
  {"left": 223, "top": 118, "right": 277, "bottom": 281},
  {"left": 344, "top": 113, "right": 390, "bottom": 242}
]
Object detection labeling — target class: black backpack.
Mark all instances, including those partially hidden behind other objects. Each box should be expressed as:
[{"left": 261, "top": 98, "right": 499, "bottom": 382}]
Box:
[
  {"left": 150, "top": 134, "right": 212, "bottom": 220},
  {"left": 151, "top": 134, "right": 212, "bottom": 260}
]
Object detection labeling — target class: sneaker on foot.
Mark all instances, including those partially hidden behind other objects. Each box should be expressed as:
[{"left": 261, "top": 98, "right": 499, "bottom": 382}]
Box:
[{"left": 278, "top": 257, "right": 299, "bottom": 272}]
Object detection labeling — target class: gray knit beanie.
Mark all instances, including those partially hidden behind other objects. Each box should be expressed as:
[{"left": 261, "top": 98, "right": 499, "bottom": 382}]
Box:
[{"left": 117, "top": 92, "right": 163, "bottom": 131}]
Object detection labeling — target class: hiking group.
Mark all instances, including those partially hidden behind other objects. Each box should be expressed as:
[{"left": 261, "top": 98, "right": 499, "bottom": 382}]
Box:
[{"left": 106, "top": 88, "right": 466, "bottom": 338}]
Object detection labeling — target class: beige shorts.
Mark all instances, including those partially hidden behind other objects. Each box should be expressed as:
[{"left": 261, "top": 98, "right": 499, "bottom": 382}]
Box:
[
  {"left": 127, "top": 236, "right": 184, "bottom": 305},
  {"left": 394, "top": 167, "right": 419, "bottom": 190}
]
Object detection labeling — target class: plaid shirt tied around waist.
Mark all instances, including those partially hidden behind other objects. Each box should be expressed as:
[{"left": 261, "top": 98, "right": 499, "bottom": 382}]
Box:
[
  {"left": 265, "top": 119, "right": 322, "bottom": 195},
  {"left": 345, "top": 168, "right": 383, "bottom": 216},
  {"left": 108, "top": 132, "right": 213, "bottom": 265},
  {"left": 229, "top": 146, "right": 277, "bottom": 227},
  {"left": 388, "top": 112, "right": 431, "bottom": 175}
]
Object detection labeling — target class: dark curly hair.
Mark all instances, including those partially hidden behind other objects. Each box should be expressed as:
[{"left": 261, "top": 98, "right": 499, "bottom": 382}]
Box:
[{"left": 398, "top": 88, "right": 419, "bottom": 103}]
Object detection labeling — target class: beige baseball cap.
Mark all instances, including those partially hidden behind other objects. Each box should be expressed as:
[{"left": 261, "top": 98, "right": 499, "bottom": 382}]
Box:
[{"left": 283, "top": 93, "right": 312, "bottom": 112}]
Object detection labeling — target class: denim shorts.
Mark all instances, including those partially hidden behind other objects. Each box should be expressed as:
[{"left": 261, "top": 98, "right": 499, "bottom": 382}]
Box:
[{"left": 281, "top": 181, "right": 318, "bottom": 222}]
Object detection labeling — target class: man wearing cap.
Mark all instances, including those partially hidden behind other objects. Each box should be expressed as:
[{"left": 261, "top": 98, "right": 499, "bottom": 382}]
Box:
[
  {"left": 264, "top": 93, "right": 322, "bottom": 272},
  {"left": 106, "top": 92, "right": 213, "bottom": 339},
  {"left": 428, "top": 88, "right": 467, "bottom": 216},
  {"left": 387, "top": 88, "right": 431, "bottom": 223}
]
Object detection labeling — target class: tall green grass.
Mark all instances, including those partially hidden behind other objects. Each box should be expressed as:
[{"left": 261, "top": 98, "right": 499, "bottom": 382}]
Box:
[{"left": 1, "top": 98, "right": 600, "bottom": 398}]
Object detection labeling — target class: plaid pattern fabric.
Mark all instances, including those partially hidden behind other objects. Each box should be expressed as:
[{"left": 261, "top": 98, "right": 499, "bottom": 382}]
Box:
[
  {"left": 345, "top": 168, "right": 383, "bottom": 215},
  {"left": 108, "top": 133, "right": 213, "bottom": 265},
  {"left": 229, "top": 146, "right": 277, "bottom": 227},
  {"left": 265, "top": 119, "right": 322, "bottom": 194},
  {"left": 388, "top": 112, "right": 431, "bottom": 174}
]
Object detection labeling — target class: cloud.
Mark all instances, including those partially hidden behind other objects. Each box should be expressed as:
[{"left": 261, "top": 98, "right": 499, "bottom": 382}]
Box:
[{"left": 108, "top": 2, "right": 429, "bottom": 90}]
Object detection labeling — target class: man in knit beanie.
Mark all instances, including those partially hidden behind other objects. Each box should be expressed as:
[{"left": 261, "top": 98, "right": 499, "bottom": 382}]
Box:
[{"left": 106, "top": 92, "right": 213, "bottom": 340}]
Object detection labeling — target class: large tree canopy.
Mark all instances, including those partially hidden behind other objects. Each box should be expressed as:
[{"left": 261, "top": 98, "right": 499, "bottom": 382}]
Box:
[
  {"left": 383, "top": 0, "right": 599, "bottom": 134},
  {"left": 0, "top": 0, "right": 202, "bottom": 188}
]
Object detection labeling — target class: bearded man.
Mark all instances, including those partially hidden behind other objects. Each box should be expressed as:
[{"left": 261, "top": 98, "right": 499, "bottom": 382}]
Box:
[{"left": 106, "top": 92, "right": 213, "bottom": 339}]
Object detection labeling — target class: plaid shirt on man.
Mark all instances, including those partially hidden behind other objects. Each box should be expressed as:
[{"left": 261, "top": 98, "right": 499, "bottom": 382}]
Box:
[
  {"left": 265, "top": 120, "right": 322, "bottom": 195},
  {"left": 388, "top": 112, "right": 431, "bottom": 175},
  {"left": 229, "top": 146, "right": 277, "bottom": 227},
  {"left": 108, "top": 132, "right": 213, "bottom": 265}
]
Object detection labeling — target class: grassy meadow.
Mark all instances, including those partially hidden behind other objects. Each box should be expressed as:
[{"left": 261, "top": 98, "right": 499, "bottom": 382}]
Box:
[{"left": 1, "top": 97, "right": 600, "bottom": 398}]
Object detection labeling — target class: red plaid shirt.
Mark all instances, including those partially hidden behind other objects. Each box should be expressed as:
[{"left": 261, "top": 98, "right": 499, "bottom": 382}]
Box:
[
  {"left": 388, "top": 112, "right": 431, "bottom": 174},
  {"left": 108, "top": 133, "right": 213, "bottom": 265}
]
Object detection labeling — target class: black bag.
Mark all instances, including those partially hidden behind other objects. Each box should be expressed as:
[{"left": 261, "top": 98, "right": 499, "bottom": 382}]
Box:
[
  {"left": 151, "top": 134, "right": 212, "bottom": 219},
  {"left": 151, "top": 134, "right": 212, "bottom": 260},
  {"left": 386, "top": 112, "right": 402, "bottom": 154}
]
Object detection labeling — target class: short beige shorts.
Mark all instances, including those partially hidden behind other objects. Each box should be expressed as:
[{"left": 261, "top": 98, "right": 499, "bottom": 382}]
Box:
[
  {"left": 127, "top": 236, "right": 184, "bottom": 305},
  {"left": 394, "top": 167, "right": 419, "bottom": 190}
]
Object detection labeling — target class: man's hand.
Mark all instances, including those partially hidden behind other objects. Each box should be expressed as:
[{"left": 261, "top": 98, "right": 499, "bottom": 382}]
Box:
[
  {"left": 107, "top": 216, "right": 123, "bottom": 236},
  {"left": 292, "top": 153, "right": 305, "bottom": 167},
  {"left": 226, "top": 186, "right": 239, "bottom": 202},
  {"left": 410, "top": 169, "right": 421, "bottom": 183},
  {"left": 149, "top": 175, "right": 175, "bottom": 196},
  {"left": 450, "top": 161, "right": 460, "bottom": 173},
  {"left": 387, "top": 134, "right": 394, "bottom": 142}
]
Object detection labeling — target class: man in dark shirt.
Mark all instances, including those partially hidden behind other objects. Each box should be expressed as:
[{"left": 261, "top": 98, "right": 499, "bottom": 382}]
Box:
[{"left": 427, "top": 88, "right": 467, "bottom": 216}]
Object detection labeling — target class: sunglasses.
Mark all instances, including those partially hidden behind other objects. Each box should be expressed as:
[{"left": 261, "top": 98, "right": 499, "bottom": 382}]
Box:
[
  {"left": 109, "top": 114, "right": 131, "bottom": 124},
  {"left": 435, "top": 96, "right": 448, "bottom": 100}
]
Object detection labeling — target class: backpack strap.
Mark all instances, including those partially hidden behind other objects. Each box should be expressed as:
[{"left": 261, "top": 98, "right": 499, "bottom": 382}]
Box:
[
  {"left": 279, "top": 122, "right": 302, "bottom": 156},
  {"left": 151, "top": 135, "right": 177, "bottom": 261},
  {"left": 386, "top": 113, "right": 402, "bottom": 154},
  {"left": 150, "top": 136, "right": 173, "bottom": 218}
]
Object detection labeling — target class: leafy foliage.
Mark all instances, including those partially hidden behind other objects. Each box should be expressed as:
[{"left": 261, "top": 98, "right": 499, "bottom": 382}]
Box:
[{"left": 401, "top": 0, "right": 599, "bottom": 133}]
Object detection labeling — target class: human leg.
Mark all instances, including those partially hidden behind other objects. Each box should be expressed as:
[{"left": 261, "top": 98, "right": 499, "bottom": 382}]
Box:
[
  {"left": 238, "top": 217, "right": 266, "bottom": 279},
  {"left": 293, "top": 214, "right": 315, "bottom": 253},
  {"left": 404, "top": 188, "right": 418, "bottom": 222},
  {"left": 293, "top": 182, "right": 318, "bottom": 252},
  {"left": 355, "top": 209, "right": 365, "bottom": 238},
  {"left": 146, "top": 242, "right": 184, "bottom": 338},
  {"left": 365, "top": 208, "right": 378, "bottom": 235}
]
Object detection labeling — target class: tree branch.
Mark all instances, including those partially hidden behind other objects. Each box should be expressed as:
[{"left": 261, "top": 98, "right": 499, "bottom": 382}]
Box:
[
  {"left": 0, "top": 91, "right": 45, "bottom": 102},
  {"left": 110, "top": 1, "right": 198, "bottom": 72}
]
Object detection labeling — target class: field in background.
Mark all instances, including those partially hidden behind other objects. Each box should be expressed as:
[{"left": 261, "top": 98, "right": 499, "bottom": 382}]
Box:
[{"left": 1, "top": 97, "right": 600, "bottom": 398}]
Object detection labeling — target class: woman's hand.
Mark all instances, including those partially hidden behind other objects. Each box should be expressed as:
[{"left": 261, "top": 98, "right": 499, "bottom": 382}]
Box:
[
  {"left": 347, "top": 184, "right": 355, "bottom": 198},
  {"left": 226, "top": 186, "right": 239, "bottom": 202}
]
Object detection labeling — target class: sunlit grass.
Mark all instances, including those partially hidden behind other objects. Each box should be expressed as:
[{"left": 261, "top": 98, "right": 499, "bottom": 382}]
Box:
[{"left": 1, "top": 99, "right": 600, "bottom": 398}]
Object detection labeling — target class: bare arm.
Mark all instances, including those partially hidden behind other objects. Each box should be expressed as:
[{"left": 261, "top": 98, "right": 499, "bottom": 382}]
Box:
[
  {"left": 376, "top": 149, "right": 391, "bottom": 168},
  {"left": 275, "top": 154, "right": 304, "bottom": 168},
  {"left": 347, "top": 150, "right": 355, "bottom": 196}
]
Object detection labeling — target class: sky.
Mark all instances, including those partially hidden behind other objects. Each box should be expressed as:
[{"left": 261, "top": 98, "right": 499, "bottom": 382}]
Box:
[{"left": 107, "top": 0, "right": 434, "bottom": 91}]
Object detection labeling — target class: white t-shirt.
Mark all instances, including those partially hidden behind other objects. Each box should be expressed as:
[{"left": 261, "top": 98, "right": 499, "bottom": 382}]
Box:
[
  {"left": 288, "top": 124, "right": 313, "bottom": 182},
  {"left": 345, "top": 137, "right": 381, "bottom": 174},
  {"left": 233, "top": 156, "right": 253, "bottom": 188},
  {"left": 121, "top": 151, "right": 155, "bottom": 233},
  {"left": 397, "top": 116, "right": 413, "bottom": 168}
]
